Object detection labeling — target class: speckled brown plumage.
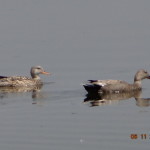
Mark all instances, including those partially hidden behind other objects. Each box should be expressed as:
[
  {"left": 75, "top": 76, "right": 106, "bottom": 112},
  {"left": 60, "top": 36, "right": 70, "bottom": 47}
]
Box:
[{"left": 0, "top": 66, "right": 50, "bottom": 87}]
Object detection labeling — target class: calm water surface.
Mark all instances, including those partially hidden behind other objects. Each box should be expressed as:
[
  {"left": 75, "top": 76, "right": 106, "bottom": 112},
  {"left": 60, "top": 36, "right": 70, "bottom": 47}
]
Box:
[{"left": 0, "top": 1, "right": 150, "bottom": 150}]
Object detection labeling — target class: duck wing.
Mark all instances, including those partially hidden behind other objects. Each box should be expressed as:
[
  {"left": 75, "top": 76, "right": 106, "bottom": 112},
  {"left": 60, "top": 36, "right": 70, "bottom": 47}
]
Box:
[
  {"left": 88, "top": 80, "right": 124, "bottom": 86},
  {"left": 84, "top": 80, "right": 130, "bottom": 93},
  {"left": 101, "top": 80, "right": 130, "bottom": 93},
  {"left": 0, "top": 76, "right": 36, "bottom": 87}
]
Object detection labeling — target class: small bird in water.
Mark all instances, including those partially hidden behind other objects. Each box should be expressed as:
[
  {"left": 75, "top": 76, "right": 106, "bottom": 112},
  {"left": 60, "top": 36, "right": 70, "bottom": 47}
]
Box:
[
  {"left": 0, "top": 66, "right": 50, "bottom": 87},
  {"left": 83, "top": 69, "right": 150, "bottom": 94}
]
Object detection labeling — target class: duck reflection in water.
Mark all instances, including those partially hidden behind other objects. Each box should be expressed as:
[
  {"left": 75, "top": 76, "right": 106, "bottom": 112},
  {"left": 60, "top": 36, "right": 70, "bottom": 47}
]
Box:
[
  {"left": 0, "top": 66, "right": 51, "bottom": 104},
  {"left": 135, "top": 97, "right": 150, "bottom": 107},
  {"left": 0, "top": 85, "right": 47, "bottom": 105},
  {"left": 84, "top": 91, "right": 150, "bottom": 107}
]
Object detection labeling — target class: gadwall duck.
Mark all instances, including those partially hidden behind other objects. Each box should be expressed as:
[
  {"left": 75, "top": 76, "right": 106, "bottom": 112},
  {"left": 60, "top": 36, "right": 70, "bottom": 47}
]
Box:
[
  {"left": 83, "top": 69, "right": 150, "bottom": 94},
  {"left": 0, "top": 66, "right": 50, "bottom": 87}
]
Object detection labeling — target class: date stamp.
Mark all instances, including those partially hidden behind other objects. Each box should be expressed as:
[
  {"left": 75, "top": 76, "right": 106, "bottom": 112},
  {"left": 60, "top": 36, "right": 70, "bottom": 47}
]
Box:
[{"left": 130, "top": 134, "right": 150, "bottom": 140}]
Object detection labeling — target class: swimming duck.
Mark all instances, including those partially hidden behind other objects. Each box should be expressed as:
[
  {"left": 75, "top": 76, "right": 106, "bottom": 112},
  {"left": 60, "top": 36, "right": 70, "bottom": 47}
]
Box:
[
  {"left": 83, "top": 69, "right": 150, "bottom": 94},
  {"left": 0, "top": 66, "right": 50, "bottom": 87}
]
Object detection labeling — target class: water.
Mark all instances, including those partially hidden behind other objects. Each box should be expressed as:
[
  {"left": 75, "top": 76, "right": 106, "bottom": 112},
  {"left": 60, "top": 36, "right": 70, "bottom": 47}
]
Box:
[{"left": 0, "top": 0, "right": 150, "bottom": 149}]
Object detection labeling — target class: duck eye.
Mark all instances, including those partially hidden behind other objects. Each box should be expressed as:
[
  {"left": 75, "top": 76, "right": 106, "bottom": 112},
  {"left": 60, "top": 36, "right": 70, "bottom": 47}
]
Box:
[{"left": 144, "top": 70, "right": 148, "bottom": 74}]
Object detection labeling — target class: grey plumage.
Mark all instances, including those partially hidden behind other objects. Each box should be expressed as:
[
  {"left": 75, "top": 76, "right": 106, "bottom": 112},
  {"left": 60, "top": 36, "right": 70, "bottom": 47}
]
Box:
[{"left": 83, "top": 69, "right": 150, "bottom": 94}]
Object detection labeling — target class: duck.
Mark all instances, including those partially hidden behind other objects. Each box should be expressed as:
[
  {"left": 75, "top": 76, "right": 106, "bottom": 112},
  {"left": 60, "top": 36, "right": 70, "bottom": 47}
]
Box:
[
  {"left": 0, "top": 66, "right": 50, "bottom": 87},
  {"left": 83, "top": 69, "right": 150, "bottom": 94}
]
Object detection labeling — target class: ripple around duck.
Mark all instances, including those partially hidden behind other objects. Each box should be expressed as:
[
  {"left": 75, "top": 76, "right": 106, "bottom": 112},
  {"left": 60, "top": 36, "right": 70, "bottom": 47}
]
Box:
[{"left": 0, "top": 0, "right": 150, "bottom": 149}]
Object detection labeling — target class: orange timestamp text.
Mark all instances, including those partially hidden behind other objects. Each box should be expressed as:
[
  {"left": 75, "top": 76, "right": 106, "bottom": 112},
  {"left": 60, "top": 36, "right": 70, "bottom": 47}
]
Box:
[{"left": 130, "top": 134, "right": 149, "bottom": 140}]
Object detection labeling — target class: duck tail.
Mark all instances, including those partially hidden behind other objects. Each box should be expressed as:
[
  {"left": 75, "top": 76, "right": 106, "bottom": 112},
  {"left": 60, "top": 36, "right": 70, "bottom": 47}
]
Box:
[
  {"left": 0, "top": 76, "right": 8, "bottom": 79},
  {"left": 83, "top": 84, "right": 102, "bottom": 93}
]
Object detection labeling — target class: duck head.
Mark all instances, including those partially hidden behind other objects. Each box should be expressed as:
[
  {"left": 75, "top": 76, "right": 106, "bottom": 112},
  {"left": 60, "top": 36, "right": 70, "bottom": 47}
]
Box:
[
  {"left": 134, "top": 69, "right": 150, "bottom": 81},
  {"left": 30, "top": 66, "right": 50, "bottom": 79}
]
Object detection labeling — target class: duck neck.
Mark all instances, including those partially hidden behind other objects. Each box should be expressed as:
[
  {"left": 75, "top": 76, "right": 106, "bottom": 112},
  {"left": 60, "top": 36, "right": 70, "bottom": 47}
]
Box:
[
  {"left": 31, "top": 74, "right": 41, "bottom": 80},
  {"left": 133, "top": 80, "right": 142, "bottom": 89}
]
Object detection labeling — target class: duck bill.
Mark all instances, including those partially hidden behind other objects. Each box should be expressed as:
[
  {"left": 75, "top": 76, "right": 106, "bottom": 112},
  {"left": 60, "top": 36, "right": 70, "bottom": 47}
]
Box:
[
  {"left": 41, "top": 71, "right": 51, "bottom": 75},
  {"left": 146, "top": 76, "right": 150, "bottom": 79}
]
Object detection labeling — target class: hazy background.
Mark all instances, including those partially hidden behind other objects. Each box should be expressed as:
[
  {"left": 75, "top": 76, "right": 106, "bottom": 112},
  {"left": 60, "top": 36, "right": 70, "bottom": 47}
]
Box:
[{"left": 0, "top": 1, "right": 150, "bottom": 150}]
